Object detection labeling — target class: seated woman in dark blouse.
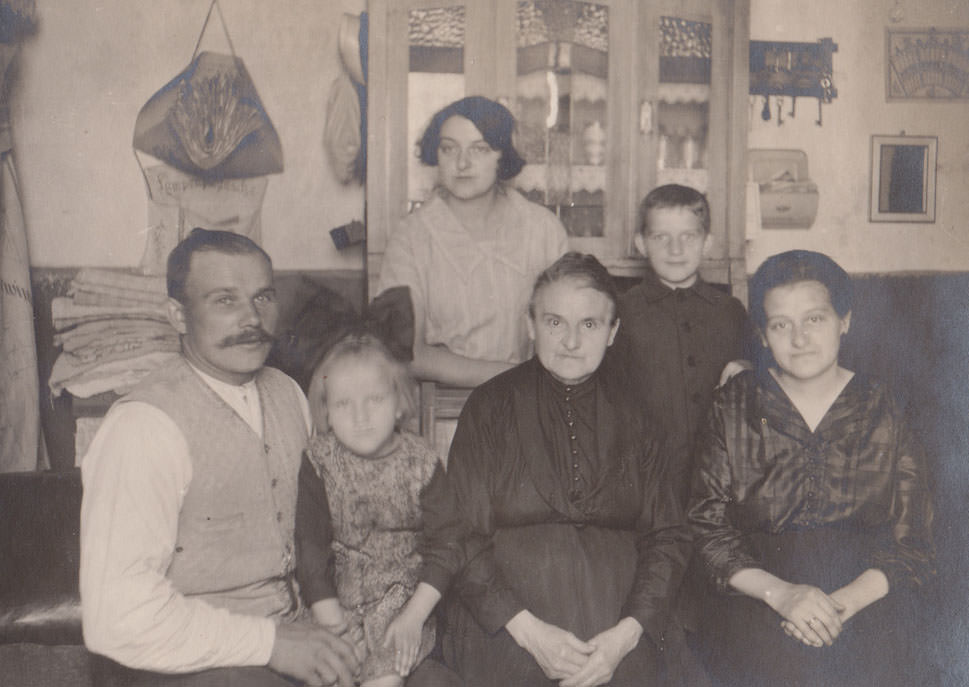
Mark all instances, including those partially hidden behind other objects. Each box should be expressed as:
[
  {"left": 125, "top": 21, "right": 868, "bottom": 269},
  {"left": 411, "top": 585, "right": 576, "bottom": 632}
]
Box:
[
  {"left": 688, "top": 250, "right": 935, "bottom": 686},
  {"left": 415, "top": 252, "right": 690, "bottom": 687}
]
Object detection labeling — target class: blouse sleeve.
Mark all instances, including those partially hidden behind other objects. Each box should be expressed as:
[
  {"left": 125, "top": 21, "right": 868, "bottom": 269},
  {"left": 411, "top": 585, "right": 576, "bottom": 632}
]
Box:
[
  {"left": 870, "top": 410, "right": 936, "bottom": 589},
  {"left": 420, "top": 394, "right": 524, "bottom": 634},
  {"left": 621, "top": 434, "right": 692, "bottom": 644},
  {"left": 376, "top": 217, "right": 426, "bottom": 314},
  {"left": 687, "top": 391, "right": 761, "bottom": 593}
]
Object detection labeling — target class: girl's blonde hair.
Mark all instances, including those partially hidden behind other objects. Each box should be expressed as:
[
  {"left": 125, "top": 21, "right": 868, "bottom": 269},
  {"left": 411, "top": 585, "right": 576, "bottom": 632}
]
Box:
[{"left": 307, "top": 331, "right": 418, "bottom": 434}]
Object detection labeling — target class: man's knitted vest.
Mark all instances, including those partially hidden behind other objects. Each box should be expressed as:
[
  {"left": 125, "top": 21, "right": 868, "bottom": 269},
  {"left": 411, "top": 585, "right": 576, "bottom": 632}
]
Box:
[{"left": 121, "top": 357, "right": 307, "bottom": 619}]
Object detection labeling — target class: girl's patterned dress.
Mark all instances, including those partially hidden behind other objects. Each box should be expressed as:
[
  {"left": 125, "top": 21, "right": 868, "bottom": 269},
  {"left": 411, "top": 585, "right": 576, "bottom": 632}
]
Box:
[{"left": 306, "top": 430, "right": 440, "bottom": 682}]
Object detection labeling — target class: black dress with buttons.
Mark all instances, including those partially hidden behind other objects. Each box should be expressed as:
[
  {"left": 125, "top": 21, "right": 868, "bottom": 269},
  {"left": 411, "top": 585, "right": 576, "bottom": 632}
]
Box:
[{"left": 419, "top": 357, "right": 690, "bottom": 687}]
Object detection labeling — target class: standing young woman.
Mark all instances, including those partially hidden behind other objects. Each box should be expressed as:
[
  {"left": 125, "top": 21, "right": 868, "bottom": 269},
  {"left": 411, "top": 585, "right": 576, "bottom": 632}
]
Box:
[
  {"left": 376, "top": 96, "right": 567, "bottom": 387},
  {"left": 688, "top": 250, "right": 935, "bottom": 686}
]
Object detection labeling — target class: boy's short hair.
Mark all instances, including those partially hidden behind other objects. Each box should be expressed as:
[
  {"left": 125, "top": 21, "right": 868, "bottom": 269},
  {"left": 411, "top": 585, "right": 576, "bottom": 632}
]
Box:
[
  {"left": 528, "top": 251, "right": 619, "bottom": 324},
  {"left": 637, "top": 184, "right": 710, "bottom": 236},
  {"left": 306, "top": 331, "right": 418, "bottom": 435},
  {"left": 167, "top": 227, "right": 271, "bottom": 304},
  {"left": 748, "top": 250, "right": 853, "bottom": 330}
]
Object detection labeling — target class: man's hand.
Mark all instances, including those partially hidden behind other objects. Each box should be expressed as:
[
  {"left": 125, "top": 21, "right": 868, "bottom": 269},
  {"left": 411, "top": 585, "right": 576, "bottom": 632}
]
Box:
[
  {"left": 310, "top": 599, "right": 366, "bottom": 664},
  {"left": 505, "top": 610, "right": 594, "bottom": 680},
  {"left": 311, "top": 598, "right": 348, "bottom": 635},
  {"left": 268, "top": 620, "right": 361, "bottom": 686}
]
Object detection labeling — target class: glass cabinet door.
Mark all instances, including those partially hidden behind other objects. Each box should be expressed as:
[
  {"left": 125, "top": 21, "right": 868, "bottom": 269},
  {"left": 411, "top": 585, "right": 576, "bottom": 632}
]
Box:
[
  {"left": 506, "top": 0, "right": 634, "bottom": 265},
  {"left": 511, "top": 1, "right": 610, "bottom": 238},
  {"left": 654, "top": 13, "right": 712, "bottom": 191},
  {"left": 637, "top": 0, "right": 735, "bottom": 283},
  {"left": 406, "top": 5, "right": 469, "bottom": 204}
]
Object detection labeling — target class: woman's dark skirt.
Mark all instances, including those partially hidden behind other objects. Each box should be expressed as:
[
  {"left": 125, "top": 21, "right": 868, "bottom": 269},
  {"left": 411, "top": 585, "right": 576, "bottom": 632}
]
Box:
[{"left": 693, "top": 526, "right": 926, "bottom": 687}]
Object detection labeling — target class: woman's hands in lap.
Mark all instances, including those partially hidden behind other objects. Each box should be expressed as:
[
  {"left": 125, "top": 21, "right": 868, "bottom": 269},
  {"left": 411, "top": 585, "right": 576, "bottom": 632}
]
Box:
[
  {"left": 781, "top": 568, "right": 891, "bottom": 648},
  {"left": 559, "top": 617, "right": 643, "bottom": 687},
  {"left": 766, "top": 581, "right": 844, "bottom": 647},
  {"left": 505, "top": 610, "right": 594, "bottom": 680},
  {"left": 730, "top": 569, "right": 846, "bottom": 648}
]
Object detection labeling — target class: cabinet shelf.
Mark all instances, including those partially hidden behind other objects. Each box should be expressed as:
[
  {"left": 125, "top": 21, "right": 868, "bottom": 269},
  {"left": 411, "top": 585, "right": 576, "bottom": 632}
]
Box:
[{"left": 516, "top": 163, "right": 606, "bottom": 194}]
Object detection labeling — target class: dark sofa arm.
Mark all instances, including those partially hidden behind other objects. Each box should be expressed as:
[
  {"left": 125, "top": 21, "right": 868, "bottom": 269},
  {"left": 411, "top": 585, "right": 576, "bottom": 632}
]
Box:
[{"left": 0, "top": 469, "right": 82, "bottom": 645}]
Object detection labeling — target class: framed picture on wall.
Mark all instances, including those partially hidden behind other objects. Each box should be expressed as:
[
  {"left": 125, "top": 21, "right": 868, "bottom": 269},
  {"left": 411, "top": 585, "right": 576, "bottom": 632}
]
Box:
[
  {"left": 886, "top": 28, "right": 969, "bottom": 101},
  {"left": 869, "top": 134, "right": 937, "bottom": 223}
]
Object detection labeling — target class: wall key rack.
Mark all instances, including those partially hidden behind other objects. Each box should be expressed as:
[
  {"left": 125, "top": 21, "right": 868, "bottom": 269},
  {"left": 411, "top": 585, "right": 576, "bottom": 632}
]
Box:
[{"left": 749, "top": 38, "right": 838, "bottom": 125}]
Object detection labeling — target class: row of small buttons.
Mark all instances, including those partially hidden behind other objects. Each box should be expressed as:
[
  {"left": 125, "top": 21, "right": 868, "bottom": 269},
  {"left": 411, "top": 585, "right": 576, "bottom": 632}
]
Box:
[
  {"left": 265, "top": 442, "right": 293, "bottom": 572},
  {"left": 565, "top": 388, "right": 581, "bottom": 487}
]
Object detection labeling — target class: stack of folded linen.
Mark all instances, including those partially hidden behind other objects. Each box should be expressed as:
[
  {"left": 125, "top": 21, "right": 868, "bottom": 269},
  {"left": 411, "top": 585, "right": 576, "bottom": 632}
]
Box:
[{"left": 49, "top": 269, "right": 180, "bottom": 399}]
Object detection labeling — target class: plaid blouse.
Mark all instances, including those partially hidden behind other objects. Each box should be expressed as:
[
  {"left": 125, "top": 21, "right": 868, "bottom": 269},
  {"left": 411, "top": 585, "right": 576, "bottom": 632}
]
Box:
[{"left": 688, "top": 369, "right": 935, "bottom": 593}]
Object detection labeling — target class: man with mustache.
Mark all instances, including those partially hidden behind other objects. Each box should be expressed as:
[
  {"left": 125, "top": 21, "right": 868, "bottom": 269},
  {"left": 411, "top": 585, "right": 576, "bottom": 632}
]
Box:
[{"left": 80, "top": 229, "right": 360, "bottom": 686}]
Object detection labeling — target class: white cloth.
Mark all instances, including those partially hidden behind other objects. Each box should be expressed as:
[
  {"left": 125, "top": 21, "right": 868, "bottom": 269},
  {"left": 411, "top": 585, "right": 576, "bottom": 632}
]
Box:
[
  {"left": 79, "top": 363, "right": 311, "bottom": 673},
  {"left": 377, "top": 188, "right": 567, "bottom": 364}
]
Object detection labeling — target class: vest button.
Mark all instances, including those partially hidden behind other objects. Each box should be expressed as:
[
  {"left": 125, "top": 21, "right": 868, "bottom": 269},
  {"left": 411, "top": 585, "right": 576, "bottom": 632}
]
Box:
[
  {"left": 264, "top": 445, "right": 270, "bottom": 454},
  {"left": 175, "top": 546, "right": 183, "bottom": 553},
  {"left": 276, "top": 512, "right": 283, "bottom": 522},
  {"left": 271, "top": 478, "right": 278, "bottom": 487}
]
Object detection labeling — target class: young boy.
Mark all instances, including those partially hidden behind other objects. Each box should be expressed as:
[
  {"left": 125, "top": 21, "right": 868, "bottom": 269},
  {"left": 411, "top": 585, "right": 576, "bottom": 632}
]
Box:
[{"left": 610, "top": 184, "right": 751, "bottom": 503}]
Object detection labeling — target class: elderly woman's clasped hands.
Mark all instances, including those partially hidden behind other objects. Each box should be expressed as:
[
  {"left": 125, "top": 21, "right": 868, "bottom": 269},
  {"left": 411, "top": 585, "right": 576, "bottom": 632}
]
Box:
[{"left": 506, "top": 611, "right": 645, "bottom": 687}]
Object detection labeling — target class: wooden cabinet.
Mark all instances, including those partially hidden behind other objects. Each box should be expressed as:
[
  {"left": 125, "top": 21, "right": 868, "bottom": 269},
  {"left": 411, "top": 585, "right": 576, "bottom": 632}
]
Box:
[{"left": 367, "top": 0, "right": 749, "bottom": 296}]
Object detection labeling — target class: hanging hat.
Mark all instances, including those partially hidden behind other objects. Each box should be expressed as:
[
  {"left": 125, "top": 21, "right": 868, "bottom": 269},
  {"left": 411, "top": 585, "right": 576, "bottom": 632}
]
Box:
[
  {"left": 133, "top": 51, "right": 283, "bottom": 180},
  {"left": 338, "top": 13, "right": 365, "bottom": 85}
]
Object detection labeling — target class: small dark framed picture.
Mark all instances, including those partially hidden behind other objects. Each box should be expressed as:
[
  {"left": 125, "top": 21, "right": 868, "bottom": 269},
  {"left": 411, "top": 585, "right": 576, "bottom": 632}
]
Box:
[{"left": 869, "top": 134, "right": 937, "bottom": 223}]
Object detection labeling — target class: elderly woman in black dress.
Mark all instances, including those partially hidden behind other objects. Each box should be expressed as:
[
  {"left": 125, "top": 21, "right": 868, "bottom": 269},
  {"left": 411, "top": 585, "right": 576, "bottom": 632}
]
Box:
[
  {"left": 414, "top": 252, "right": 690, "bottom": 687},
  {"left": 688, "top": 250, "right": 935, "bottom": 686}
]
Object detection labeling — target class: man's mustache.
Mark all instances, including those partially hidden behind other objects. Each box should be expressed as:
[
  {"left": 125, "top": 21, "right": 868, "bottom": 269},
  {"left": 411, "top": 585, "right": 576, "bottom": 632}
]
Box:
[{"left": 219, "top": 329, "right": 275, "bottom": 347}]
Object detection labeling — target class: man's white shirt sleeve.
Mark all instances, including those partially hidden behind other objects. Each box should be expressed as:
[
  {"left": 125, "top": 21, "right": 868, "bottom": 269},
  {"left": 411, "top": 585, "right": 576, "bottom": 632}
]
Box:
[{"left": 79, "top": 401, "right": 277, "bottom": 672}]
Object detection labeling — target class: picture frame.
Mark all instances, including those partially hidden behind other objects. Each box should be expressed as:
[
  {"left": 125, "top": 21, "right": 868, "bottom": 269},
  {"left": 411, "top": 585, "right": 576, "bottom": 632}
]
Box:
[
  {"left": 886, "top": 28, "right": 969, "bottom": 101},
  {"left": 869, "top": 134, "right": 937, "bottom": 223}
]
